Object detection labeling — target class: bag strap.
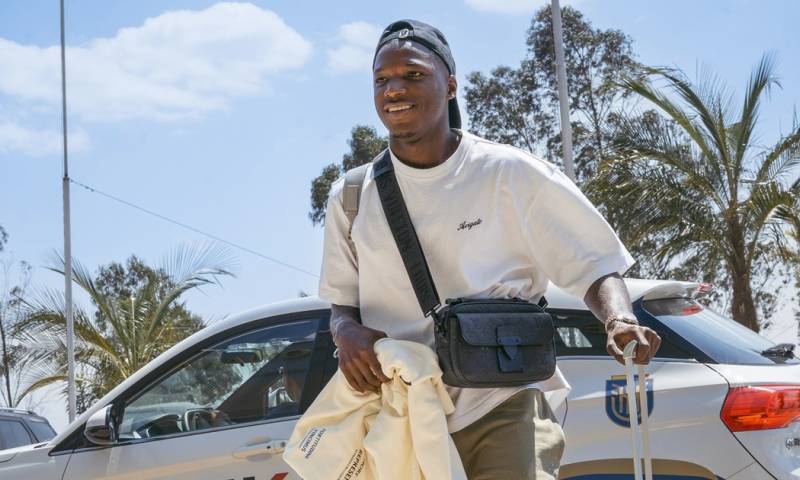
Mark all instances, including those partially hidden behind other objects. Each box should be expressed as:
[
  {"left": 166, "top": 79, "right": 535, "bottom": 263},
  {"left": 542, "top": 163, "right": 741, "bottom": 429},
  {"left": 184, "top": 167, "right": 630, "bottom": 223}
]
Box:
[
  {"left": 342, "top": 163, "right": 370, "bottom": 257},
  {"left": 372, "top": 150, "right": 442, "bottom": 317}
]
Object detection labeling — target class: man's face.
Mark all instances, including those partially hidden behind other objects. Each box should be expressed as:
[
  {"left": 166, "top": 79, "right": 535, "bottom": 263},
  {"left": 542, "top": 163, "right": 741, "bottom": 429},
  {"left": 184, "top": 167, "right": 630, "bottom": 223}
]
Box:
[{"left": 373, "top": 40, "right": 455, "bottom": 139}]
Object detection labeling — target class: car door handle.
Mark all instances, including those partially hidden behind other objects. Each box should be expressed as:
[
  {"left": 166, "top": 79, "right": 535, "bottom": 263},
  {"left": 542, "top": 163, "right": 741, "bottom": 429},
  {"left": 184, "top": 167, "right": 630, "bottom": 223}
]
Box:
[{"left": 232, "top": 439, "right": 288, "bottom": 459}]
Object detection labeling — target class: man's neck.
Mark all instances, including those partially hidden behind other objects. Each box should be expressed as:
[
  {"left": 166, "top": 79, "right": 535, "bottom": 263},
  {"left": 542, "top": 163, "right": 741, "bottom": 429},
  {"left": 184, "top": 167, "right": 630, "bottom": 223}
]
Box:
[{"left": 389, "top": 126, "right": 460, "bottom": 169}]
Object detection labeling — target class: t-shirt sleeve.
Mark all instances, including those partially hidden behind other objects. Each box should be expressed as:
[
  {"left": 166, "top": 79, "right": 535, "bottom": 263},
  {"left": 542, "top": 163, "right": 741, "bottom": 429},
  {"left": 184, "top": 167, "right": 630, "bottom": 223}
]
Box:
[
  {"left": 520, "top": 161, "right": 636, "bottom": 299},
  {"left": 318, "top": 177, "right": 360, "bottom": 307}
]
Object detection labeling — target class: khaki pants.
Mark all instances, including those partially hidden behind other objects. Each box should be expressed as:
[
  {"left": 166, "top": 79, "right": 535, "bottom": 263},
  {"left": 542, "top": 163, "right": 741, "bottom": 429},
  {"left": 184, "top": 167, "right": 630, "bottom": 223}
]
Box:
[{"left": 451, "top": 389, "right": 565, "bottom": 480}]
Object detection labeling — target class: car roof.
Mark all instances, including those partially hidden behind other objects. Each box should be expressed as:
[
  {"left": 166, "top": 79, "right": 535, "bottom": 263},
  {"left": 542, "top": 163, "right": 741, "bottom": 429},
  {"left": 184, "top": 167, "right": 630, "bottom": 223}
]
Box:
[
  {"left": 52, "top": 277, "right": 698, "bottom": 445},
  {"left": 0, "top": 408, "right": 49, "bottom": 422}
]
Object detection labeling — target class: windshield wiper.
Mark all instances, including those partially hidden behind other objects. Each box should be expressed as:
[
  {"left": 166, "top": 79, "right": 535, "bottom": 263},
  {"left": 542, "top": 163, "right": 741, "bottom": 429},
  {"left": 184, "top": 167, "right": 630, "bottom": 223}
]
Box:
[{"left": 761, "top": 343, "right": 796, "bottom": 358}]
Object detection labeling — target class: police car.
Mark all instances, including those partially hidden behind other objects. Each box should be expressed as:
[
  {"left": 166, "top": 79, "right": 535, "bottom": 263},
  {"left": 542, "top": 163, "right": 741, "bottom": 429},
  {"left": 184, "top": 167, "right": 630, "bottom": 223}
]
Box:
[{"left": 0, "top": 279, "right": 797, "bottom": 479}]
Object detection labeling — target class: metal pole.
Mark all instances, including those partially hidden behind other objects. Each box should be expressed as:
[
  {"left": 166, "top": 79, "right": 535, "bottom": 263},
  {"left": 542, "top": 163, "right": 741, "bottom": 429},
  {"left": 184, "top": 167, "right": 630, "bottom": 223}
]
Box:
[
  {"left": 59, "top": 0, "right": 76, "bottom": 422},
  {"left": 551, "top": 0, "right": 576, "bottom": 181}
]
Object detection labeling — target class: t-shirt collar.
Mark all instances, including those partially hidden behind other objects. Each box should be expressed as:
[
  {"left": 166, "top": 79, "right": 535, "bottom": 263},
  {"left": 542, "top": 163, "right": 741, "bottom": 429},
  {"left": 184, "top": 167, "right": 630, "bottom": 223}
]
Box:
[{"left": 389, "top": 129, "right": 470, "bottom": 179}]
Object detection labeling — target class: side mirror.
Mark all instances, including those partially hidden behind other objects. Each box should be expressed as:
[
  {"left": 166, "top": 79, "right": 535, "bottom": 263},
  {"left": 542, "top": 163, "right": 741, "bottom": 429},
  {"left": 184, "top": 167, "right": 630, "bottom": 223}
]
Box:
[{"left": 84, "top": 405, "right": 118, "bottom": 446}]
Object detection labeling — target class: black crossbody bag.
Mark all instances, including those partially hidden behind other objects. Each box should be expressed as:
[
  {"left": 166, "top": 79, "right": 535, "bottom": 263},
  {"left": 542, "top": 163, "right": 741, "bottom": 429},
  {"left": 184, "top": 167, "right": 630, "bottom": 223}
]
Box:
[{"left": 372, "top": 150, "right": 557, "bottom": 388}]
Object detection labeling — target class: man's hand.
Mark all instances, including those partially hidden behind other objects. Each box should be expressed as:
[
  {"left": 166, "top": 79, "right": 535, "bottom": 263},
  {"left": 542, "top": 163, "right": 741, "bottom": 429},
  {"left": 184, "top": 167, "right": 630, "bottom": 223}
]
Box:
[
  {"left": 605, "top": 321, "right": 662, "bottom": 365},
  {"left": 331, "top": 304, "right": 391, "bottom": 393},
  {"left": 584, "top": 273, "right": 662, "bottom": 365}
]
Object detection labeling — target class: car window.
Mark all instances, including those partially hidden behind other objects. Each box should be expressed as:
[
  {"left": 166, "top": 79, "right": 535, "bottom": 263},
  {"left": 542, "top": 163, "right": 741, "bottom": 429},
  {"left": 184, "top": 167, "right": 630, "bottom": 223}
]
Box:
[
  {"left": 0, "top": 419, "right": 34, "bottom": 450},
  {"left": 118, "top": 318, "right": 319, "bottom": 441},
  {"left": 550, "top": 309, "right": 693, "bottom": 359},
  {"left": 27, "top": 420, "right": 56, "bottom": 442},
  {"left": 644, "top": 298, "right": 799, "bottom": 365}
]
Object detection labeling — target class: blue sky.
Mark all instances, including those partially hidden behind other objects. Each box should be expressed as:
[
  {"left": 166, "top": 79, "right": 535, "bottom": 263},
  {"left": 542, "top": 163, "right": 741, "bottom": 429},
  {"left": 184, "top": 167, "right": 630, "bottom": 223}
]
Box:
[{"left": 1, "top": 0, "right": 798, "bottom": 430}]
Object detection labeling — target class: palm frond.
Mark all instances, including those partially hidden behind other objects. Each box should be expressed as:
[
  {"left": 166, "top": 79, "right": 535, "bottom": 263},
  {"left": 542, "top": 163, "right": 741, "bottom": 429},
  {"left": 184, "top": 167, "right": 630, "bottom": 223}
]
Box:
[
  {"left": 741, "top": 181, "right": 797, "bottom": 267},
  {"left": 46, "top": 252, "right": 123, "bottom": 333},
  {"left": 618, "top": 72, "right": 718, "bottom": 161},
  {"left": 646, "top": 67, "right": 735, "bottom": 181},
  {"left": 21, "top": 286, "right": 131, "bottom": 377},
  {"left": 609, "top": 109, "right": 729, "bottom": 208},
  {"left": 734, "top": 53, "right": 781, "bottom": 176},
  {"left": 752, "top": 124, "right": 800, "bottom": 186}
]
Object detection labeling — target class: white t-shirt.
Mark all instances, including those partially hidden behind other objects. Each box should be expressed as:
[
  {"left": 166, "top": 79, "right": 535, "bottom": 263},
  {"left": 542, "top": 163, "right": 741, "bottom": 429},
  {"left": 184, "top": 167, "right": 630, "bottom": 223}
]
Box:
[{"left": 318, "top": 130, "right": 635, "bottom": 432}]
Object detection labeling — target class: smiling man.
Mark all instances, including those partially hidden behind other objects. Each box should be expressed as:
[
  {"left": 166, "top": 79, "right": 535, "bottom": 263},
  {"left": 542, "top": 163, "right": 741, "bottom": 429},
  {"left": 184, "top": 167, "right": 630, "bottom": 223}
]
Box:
[{"left": 319, "top": 19, "right": 662, "bottom": 479}]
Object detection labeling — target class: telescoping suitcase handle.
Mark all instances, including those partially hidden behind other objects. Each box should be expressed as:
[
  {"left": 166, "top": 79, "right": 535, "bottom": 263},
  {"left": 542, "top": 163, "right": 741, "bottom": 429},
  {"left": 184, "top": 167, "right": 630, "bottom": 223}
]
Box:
[{"left": 623, "top": 340, "right": 653, "bottom": 480}]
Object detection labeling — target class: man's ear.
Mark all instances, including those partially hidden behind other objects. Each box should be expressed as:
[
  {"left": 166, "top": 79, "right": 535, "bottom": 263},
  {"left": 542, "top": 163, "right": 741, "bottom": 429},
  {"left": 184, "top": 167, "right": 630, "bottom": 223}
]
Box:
[{"left": 448, "top": 74, "right": 458, "bottom": 99}]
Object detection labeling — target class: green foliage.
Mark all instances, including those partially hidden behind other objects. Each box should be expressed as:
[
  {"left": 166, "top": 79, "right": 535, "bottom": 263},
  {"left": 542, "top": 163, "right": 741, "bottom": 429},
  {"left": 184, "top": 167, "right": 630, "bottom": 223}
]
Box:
[
  {"left": 93, "top": 256, "right": 203, "bottom": 339},
  {"left": 0, "top": 236, "right": 42, "bottom": 408},
  {"left": 465, "top": 60, "right": 553, "bottom": 153},
  {"left": 0, "top": 226, "right": 7, "bottom": 252},
  {"left": 588, "top": 55, "right": 800, "bottom": 331},
  {"left": 464, "top": 6, "right": 640, "bottom": 180},
  {"left": 309, "top": 125, "right": 388, "bottom": 225},
  {"left": 21, "top": 243, "right": 236, "bottom": 412}
]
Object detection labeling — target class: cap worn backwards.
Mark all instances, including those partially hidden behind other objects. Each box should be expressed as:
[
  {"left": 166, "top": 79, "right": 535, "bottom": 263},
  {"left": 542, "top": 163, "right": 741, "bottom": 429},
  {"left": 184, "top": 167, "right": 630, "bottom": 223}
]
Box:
[{"left": 373, "top": 19, "right": 461, "bottom": 129}]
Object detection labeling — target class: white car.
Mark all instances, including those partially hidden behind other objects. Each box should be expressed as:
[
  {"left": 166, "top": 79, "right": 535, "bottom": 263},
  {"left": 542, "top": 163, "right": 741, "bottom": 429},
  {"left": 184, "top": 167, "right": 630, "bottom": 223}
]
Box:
[{"left": 0, "top": 279, "right": 797, "bottom": 479}]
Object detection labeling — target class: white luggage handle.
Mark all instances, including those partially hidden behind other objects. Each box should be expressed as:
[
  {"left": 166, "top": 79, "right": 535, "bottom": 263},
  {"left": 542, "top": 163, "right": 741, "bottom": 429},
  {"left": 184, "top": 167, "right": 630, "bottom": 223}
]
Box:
[{"left": 623, "top": 340, "right": 653, "bottom": 480}]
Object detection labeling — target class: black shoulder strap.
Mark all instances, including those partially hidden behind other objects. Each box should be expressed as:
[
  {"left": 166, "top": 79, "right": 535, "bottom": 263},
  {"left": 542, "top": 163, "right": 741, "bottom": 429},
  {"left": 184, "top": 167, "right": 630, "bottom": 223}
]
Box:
[{"left": 372, "top": 150, "right": 442, "bottom": 317}]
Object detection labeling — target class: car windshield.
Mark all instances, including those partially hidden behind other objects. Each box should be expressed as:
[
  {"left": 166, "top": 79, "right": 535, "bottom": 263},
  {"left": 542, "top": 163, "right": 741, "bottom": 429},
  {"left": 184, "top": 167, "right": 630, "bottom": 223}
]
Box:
[
  {"left": 644, "top": 298, "right": 798, "bottom": 365},
  {"left": 27, "top": 420, "right": 56, "bottom": 442}
]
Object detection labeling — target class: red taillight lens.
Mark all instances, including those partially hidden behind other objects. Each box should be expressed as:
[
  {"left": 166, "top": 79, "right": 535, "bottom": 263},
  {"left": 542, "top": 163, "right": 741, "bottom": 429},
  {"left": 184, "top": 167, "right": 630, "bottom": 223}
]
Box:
[{"left": 721, "top": 385, "right": 800, "bottom": 432}]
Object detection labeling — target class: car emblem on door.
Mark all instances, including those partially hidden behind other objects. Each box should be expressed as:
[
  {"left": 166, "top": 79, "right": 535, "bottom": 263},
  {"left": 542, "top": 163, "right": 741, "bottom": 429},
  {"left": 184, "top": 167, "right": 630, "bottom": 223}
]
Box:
[{"left": 606, "top": 374, "right": 654, "bottom": 428}]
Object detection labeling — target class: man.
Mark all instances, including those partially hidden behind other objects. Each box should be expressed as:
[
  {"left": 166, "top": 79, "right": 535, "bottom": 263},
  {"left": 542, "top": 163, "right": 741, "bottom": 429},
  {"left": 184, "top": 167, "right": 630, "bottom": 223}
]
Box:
[{"left": 319, "top": 19, "right": 661, "bottom": 479}]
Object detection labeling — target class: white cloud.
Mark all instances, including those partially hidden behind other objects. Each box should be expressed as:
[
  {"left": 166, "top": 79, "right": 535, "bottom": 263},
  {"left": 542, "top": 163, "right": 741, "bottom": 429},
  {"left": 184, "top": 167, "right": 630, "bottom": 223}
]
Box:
[
  {"left": 0, "top": 120, "right": 89, "bottom": 156},
  {"left": 465, "top": 0, "right": 577, "bottom": 14},
  {"left": 327, "top": 21, "right": 382, "bottom": 74},
  {"left": 0, "top": 2, "right": 313, "bottom": 122}
]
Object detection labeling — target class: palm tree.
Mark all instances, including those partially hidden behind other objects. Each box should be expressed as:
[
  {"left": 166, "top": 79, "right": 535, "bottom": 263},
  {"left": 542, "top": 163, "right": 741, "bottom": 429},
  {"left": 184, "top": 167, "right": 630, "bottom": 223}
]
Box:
[
  {"left": 20, "top": 243, "right": 236, "bottom": 410},
  {"left": 589, "top": 54, "right": 800, "bottom": 331}
]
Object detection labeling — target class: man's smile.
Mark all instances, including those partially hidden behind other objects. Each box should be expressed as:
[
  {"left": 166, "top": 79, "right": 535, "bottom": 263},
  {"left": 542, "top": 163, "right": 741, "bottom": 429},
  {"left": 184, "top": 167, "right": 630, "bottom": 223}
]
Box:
[{"left": 385, "top": 103, "right": 415, "bottom": 114}]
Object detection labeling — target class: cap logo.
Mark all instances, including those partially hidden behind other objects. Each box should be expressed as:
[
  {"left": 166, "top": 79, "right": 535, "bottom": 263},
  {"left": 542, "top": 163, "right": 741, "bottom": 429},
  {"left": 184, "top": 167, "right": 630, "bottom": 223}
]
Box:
[{"left": 398, "top": 28, "right": 411, "bottom": 39}]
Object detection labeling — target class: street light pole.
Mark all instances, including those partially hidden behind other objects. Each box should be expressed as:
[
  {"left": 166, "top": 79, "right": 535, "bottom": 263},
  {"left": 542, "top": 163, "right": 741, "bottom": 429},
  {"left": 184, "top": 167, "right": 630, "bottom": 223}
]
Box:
[
  {"left": 59, "top": 0, "right": 76, "bottom": 422},
  {"left": 551, "top": 0, "right": 576, "bottom": 181}
]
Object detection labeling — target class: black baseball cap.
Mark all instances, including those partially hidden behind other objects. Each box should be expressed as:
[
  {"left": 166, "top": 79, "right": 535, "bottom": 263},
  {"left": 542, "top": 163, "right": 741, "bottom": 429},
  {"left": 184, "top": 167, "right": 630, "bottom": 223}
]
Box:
[{"left": 373, "top": 19, "right": 461, "bottom": 129}]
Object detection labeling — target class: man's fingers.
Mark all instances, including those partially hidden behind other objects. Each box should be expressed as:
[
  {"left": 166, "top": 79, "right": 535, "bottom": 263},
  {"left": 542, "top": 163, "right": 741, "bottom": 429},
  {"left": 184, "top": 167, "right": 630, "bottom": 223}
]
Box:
[
  {"left": 607, "top": 340, "right": 624, "bottom": 358},
  {"left": 352, "top": 356, "right": 382, "bottom": 391},
  {"left": 366, "top": 352, "right": 390, "bottom": 383},
  {"left": 649, "top": 330, "right": 662, "bottom": 356},
  {"left": 633, "top": 327, "right": 654, "bottom": 364},
  {"left": 606, "top": 341, "right": 625, "bottom": 365},
  {"left": 340, "top": 356, "right": 369, "bottom": 393},
  {"left": 340, "top": 363, "right": 363, "bottom": 392}
]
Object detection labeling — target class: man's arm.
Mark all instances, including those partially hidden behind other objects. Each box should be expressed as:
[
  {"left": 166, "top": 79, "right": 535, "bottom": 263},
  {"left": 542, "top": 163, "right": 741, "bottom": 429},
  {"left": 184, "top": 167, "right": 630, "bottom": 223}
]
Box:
[
  {"left": 583, "top": 273, "right": 662, "bottom": 365},
  {"left": 330, "top": 304, "right": 390, "bottom": 393}
]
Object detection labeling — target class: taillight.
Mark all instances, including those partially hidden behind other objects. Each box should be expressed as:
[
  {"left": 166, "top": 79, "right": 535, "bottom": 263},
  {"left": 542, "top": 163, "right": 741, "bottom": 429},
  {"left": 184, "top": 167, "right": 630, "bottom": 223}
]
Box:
[{"left": 721, "top": 385, "right": 800, "bottom": 432}]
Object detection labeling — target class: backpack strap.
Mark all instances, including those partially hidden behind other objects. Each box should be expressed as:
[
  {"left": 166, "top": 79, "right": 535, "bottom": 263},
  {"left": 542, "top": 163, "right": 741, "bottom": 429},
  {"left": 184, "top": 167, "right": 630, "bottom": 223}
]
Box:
[{"left": 342, "top": 163, "right": 371, "bottom": 258}]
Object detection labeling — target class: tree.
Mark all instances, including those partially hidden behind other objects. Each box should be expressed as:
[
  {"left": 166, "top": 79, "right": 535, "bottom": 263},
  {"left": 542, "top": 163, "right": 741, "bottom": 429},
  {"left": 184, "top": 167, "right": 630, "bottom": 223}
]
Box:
[
  {"left": 464, "top": 60, "right": 553, "bottom": 154},
  {"left": 464, "top": 6, "right": 640, "bottom": 179},
  {"left": 779, "top": 179, "right": 800, "bottom": 338},
  {"left": 588, "top": 54, "right": 800, "bottom": 331},
  {"left": 21, "top": 244, "right": 236, "bottom": 411},
  {"left": 528, "top": 6, "right": 639, "bottom": 170},
  {"left": 93, "top": 255, "right": 204, "bottom": 339},
  {"left": 309, "top": 125, "right": 388, "bottom": 225},
  {"left": 0, "top": 228, "right": 46, "bottom": 409}
]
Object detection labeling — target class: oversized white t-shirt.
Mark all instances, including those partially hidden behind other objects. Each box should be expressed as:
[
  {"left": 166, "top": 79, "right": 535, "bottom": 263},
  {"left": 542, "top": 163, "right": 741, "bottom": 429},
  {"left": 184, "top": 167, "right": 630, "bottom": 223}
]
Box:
[{"left": 319, "top": 130, "right": 635, "bottom": 433}]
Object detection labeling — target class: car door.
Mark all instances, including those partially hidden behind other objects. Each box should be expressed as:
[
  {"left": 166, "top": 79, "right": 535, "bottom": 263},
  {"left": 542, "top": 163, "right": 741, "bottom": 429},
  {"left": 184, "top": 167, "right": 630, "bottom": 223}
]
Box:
[
  {"left": 62, "top": 310, "right": 336, "bottom": 480},
  {"left": 551, "top": 308, "right": 743, "bottom": 479}
]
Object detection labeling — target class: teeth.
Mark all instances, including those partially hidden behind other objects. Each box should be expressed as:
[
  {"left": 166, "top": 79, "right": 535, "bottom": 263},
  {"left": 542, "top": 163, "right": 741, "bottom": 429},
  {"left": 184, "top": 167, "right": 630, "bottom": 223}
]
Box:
[{"left": 388, "top": 105, "right": 412, "bottom": 112}]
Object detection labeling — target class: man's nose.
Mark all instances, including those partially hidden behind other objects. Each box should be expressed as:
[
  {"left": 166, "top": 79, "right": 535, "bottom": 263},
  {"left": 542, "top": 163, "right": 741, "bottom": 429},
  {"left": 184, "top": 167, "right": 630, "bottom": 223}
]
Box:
[{"left": 383, "top": 80, "right": 407, "bottom": 99}]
